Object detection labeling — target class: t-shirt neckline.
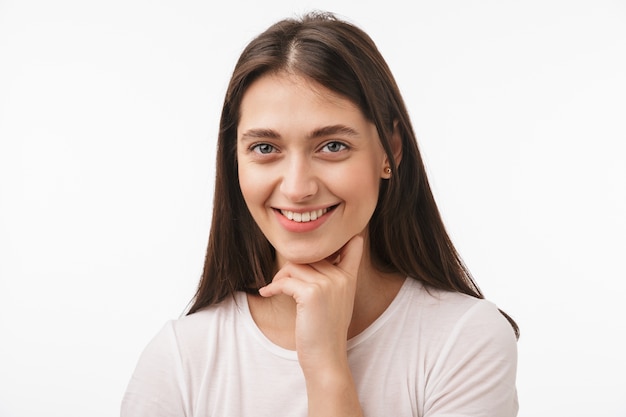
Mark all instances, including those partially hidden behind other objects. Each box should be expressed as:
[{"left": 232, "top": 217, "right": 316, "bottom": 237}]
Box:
[{"left": 237, "top": 277, "right": 413, "bottom": 360}]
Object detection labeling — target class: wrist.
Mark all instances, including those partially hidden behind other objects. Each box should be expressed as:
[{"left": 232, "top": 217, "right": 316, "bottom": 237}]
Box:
[{"left": 304, "top": 365, "right": 363, "bottom": 417}]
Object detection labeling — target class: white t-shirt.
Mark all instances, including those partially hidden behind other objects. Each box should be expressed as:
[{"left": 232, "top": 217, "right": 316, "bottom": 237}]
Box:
[{"left": 121, "top": 278, "right": 518, "bottom": 416}]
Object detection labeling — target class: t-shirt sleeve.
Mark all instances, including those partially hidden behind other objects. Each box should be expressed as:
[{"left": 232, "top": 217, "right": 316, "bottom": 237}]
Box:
[
  {"left": 423, "top": 300, "right": 519, "bottom": 417},
  {"left": 121, "top": 321, "right": 189, "bottom": 417}
]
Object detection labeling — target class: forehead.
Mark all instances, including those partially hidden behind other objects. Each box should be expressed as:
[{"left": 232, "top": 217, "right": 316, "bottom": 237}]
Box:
[{"left": 238, "top": 72, "right": 365, "bottom": 131}]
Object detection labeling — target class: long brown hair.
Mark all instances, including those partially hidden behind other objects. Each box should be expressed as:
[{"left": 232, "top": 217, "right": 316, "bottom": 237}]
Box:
[{"left": 188, "top": 12, "right": 518, "bottom": 338}]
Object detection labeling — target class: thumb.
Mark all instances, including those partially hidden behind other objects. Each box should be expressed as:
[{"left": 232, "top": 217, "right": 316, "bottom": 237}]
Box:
[{"left": 337, "top": 234, "right": 364, "bottom": 277}]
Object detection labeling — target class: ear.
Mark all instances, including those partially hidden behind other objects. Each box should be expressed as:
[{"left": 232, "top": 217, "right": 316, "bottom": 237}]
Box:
[
  {"left": 381, "top": 120, "right": 403, "bottom": 178},
  {"left": 390, "top": 120, "right": 403, "bottom": 165}
]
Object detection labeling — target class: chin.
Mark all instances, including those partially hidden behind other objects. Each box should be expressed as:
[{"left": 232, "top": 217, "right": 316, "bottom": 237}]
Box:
[
  {"left": 278, "top": 246, "right": 340, "bottom": 265},
  {"left": 282, "top": 253, "right": 328, "bottom": 265}
]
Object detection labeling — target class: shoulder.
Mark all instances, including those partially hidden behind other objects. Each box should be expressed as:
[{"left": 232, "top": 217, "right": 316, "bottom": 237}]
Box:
[
  {"left": 130, "top": 294, "right": 246, "bottom": 372},
  {"left": 402, "top": 278, "right": 516, "bottom": 343},
  {"left": 121, "top": 294, "right": 246, "bottom": 416},
  {"left": 174, "top": 294, "right": 242, "bottom": 331},
  {"left": 167, "top": 294, "right": 245, "bottom": 353},
  {"left": 400, "top": 279, "right": 518, "bottom": 415}
]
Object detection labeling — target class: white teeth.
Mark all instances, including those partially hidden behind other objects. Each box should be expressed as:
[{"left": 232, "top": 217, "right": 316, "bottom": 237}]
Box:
[{"left": 280, "top": 208, "right": 328, "bottom": 223}]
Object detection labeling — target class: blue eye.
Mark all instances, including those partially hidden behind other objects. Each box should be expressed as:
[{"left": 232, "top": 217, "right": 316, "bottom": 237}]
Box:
[
  {"left": 322, "top": 141, "right": 347, "bottom": 153},
  {"left": 251, "top": 143, "right": 275, "bottom": 154}
]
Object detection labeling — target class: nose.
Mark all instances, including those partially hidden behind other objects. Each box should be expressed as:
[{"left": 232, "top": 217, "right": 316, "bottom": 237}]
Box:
[{"left": 279, "top": 157, "right": 318, "bottom": 202}]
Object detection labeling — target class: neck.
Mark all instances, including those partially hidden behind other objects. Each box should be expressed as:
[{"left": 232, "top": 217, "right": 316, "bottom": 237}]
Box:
[{"left": 248, "top": 247, "right": 405, "bottom": 347}]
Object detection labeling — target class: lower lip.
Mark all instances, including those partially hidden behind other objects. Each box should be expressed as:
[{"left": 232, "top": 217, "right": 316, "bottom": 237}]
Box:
[{"left": 274, "top": 208, "right": 334, "bottom": 233}]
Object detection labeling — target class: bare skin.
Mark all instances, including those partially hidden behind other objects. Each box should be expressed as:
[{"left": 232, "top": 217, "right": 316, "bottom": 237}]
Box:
[
  {"left": 248, "top": 234, "right": 405, "bottom": 417},
  {"left": 238, "top": 72, "right": 405, "bottom": 415}
]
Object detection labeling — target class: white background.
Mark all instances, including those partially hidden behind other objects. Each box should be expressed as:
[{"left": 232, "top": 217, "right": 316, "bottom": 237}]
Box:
[{"left": 1, "top": 0, "right": 625, "bottom": 416}]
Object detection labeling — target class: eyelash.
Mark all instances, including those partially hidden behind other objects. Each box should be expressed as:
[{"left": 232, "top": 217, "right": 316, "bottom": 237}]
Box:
[
  {"left": 250, "top": 143, "right": 276, "bottom": 154},
  {"left": 320, "top": 141, "right": 348, "bottom": 153},
  {"left": 248, "top": 141, "right": 349, "bottom": 156}
]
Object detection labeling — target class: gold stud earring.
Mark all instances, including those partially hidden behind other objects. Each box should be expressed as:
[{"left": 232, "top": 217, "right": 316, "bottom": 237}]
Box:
[{"left": 384, "top": 167, "right": 392, "bottom": 175}]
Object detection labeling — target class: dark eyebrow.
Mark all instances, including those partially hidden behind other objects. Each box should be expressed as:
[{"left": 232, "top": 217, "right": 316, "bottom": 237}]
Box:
[
  {"left": 240, "top": 128, "right": 281, "bottom": 141},
  {"left": 239, "top": 124, "right": 359, "bottom": 142},
  {"left": 308, "top": 124, "right": 359, "bottom": 139}
]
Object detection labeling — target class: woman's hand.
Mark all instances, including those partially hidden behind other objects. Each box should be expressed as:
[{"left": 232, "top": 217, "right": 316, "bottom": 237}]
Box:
[{"left": 258, "top": 234, "right": 365, "bottom": 416}]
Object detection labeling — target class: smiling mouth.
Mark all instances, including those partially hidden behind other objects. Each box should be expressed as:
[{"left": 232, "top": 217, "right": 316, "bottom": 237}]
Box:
[{"left": 279, "top": 205, "right": 337, "bottom": 223}]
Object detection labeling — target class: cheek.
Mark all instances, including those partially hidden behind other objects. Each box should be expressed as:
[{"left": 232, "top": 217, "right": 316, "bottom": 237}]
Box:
[
  {"left": 238, "top": 165, "right": 262, "bottom": 208},
  {"left": 238, "top": 164, "right": 277, "bottom": 219},
  {"left": 334, "top": 165, "right": 381, "bottom": 208}
]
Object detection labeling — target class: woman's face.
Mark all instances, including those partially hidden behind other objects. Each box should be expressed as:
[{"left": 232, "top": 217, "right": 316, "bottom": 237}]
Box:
[{"left": 237, "top": 73, "right": 390, "bottom": 265}]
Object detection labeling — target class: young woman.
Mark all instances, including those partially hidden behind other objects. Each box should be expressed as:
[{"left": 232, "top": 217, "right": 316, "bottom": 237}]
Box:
[{"left": 122, "top": 12, "right": 519, "bottom": 417}]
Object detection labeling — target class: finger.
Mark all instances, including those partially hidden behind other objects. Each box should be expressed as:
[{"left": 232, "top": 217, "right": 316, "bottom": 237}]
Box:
[
  {"left": 272, "top": 262, "right": 318, "bottom": 284},
  {"left": 308, "top": 234, "right": 364, "bottom": 277},
  {"left": 260, "top": 262, "right": 321, "bottom": 298},
  {"left": 336, "top": 234, "right": 364, "bottom": 277},
  {"left": 258, "top": 275, "right": 307, "bottom": 299}
]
